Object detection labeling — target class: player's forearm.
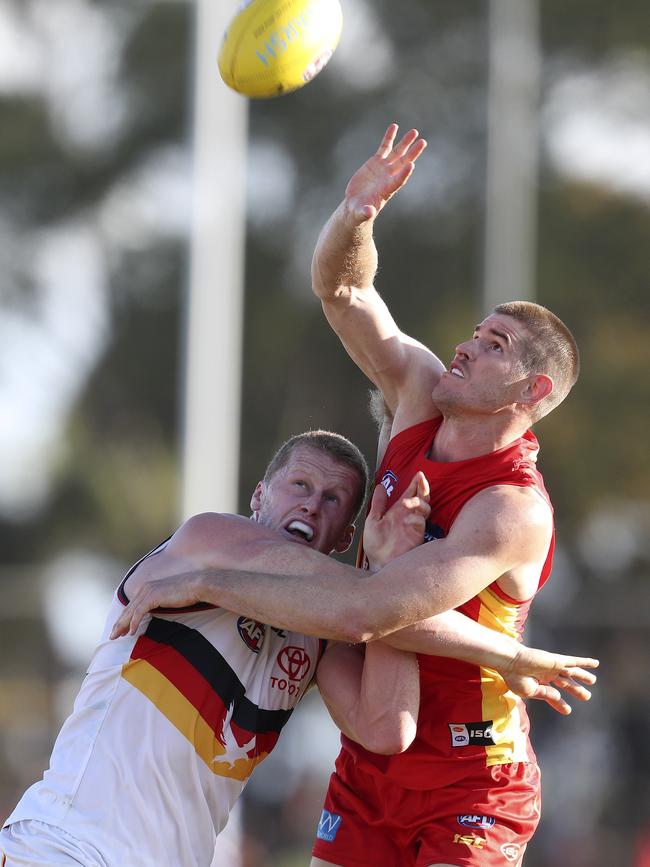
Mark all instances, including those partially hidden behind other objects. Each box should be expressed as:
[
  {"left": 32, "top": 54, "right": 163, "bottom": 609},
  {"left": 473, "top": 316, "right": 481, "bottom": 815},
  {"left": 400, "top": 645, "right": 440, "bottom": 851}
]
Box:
[
  {"left": 311, "top": 201, "right": 378, "bottom": 300},
  {"left": 380, "top": 609, "right": 522, "bottom": 673},
  {"left": 321, "top": 643, "right": 419, "bottom": 755},
  {"left": 190, "top": 545, "right": 477, "bottom": 643},
  {"left": 192, "top": 566, "right": 370, "bottom": 642},
  {"left": 354, "top": 642, "right": 419, "bottom": 753}
]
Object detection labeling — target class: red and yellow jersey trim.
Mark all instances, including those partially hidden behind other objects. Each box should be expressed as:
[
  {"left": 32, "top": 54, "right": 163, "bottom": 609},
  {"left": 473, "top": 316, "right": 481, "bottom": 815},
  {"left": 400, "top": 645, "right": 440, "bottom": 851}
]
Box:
[{"left": 122, "top": 617, "right": 292, "bottom": 782}]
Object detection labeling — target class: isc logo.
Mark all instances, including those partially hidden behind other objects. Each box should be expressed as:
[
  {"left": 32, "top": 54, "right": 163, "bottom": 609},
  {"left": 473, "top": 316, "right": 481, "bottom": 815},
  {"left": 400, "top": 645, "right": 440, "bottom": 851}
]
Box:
[
  {"left": 470, "top": 726, "right": 492, "bottom": 739},
  {"left": 448, "top": 721, "right": 495, "bottom": 747},
  {"left": 453, "top": 833, "right": 485, "bottom": 849}
]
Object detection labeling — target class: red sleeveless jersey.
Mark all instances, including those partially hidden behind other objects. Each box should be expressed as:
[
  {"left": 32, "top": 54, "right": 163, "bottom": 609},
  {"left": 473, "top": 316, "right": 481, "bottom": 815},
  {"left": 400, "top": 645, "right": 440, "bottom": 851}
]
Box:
[{"left": 343, "top": 416, "right": 555, "bottom": 790}]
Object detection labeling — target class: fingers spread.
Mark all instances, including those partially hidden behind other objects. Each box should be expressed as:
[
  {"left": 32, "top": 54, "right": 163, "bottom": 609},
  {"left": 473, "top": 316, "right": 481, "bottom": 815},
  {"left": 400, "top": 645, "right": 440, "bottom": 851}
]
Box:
[
  {"left": 560, "top": 667, "right": 597, "bottom": 685},
  {"left": 391, "top": 129, "right": 419, "bottom": 160},
  {"left": 553, "top": 677, "right": 592, "bottom": 702},
  {"left": 406, "top": 138, "right": 427, "bottom": 164},
  {"left": 532, "top": 684, "right": 571, "bottom": 715},
  {"left": 377, "top": 123, "right": 399, "bottom": 158},
  {"left": 563, "top": 656, "right": 599, "bottom": 670}
]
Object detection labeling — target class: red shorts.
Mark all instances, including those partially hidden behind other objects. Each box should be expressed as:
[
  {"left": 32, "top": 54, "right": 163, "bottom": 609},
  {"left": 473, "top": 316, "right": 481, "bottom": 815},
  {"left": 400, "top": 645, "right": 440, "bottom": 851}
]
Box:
[{"left": 311, "top": 750, "right": 541, "bottom": 866}]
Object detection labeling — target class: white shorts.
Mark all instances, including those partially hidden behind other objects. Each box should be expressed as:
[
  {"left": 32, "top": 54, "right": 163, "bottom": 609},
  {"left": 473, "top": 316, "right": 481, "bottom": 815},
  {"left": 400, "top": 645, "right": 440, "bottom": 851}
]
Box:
[{"left": 0, "top": 820, "right": 107, "bottom": 867}]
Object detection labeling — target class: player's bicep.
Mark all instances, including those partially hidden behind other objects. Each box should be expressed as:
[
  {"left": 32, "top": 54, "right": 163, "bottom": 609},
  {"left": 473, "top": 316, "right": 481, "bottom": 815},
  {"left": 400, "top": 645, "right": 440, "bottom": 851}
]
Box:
[
  {"left": 124, "top": 513, "right": 269, "bottom": 597},
  {"left": 435, "top": 487, "right": 553, "bottom": 601},
  {"left": 378, "top": 487, "right": 553, "bottom": 618}
]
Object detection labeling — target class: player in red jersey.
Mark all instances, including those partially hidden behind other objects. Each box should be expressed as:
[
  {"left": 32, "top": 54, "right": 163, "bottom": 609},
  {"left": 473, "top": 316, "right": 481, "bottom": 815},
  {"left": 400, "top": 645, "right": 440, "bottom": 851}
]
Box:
[
  {"left": 111, "top": 126, "right": 598, "bottom": 866},
  {"left": 304, "top": 124, "right": 582, "bottom": 866}
]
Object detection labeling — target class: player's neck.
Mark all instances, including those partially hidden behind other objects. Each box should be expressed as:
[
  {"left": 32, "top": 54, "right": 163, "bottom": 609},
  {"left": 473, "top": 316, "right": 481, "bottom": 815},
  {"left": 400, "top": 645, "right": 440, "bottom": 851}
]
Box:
[{"left": 428, "top": 414, "right": 528, "bottom": 462}]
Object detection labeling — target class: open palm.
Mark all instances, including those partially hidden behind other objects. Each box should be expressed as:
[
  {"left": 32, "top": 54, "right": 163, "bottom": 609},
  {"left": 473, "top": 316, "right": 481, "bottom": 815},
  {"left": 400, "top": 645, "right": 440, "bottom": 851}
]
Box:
[{"left": 345, "top": 123, "right": 427, "bottom": 223}]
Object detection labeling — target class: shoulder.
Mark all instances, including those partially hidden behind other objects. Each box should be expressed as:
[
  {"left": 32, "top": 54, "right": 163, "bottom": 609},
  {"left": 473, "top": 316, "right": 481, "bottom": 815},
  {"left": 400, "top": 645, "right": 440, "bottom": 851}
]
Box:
[
  {"left": 170, "top": 512, "right": 278, "bottom": 551},
  {"left": 459, "top": 484, "right": 552, "bottom": 527},
  {"left": 452, "top": 485, "right": 552, "bottom": 554},
  {"left": 390, "top": 339, "right": 445, "bottom": 424}
]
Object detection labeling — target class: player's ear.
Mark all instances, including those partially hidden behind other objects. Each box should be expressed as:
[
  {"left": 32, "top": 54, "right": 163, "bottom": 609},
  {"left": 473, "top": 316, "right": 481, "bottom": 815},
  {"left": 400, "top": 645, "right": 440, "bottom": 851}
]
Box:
[
  {"left": 520, "top": 374, "right": 553, "bottom": 407},
  {"left": 250, "top": 481, "right": 265, "bottom": 520},
  {"left": 333, "top": 523, "right": 355, "bottom": 554}
]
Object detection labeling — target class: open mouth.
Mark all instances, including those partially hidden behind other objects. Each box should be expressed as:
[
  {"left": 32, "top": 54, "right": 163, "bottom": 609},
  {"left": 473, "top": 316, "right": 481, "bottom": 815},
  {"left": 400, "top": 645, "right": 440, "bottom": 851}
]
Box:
[{"left": 285, "top": 520, "right": 314, "bottom": 543}]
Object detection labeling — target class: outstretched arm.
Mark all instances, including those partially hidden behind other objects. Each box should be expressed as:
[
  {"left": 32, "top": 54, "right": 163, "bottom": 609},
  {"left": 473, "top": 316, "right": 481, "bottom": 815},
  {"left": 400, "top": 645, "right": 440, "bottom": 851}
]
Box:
[
  {"left": 380, "top": 614, "right": 597, "bottom": 716},
  {"left": 312, "top": 124, "right": 444, "bottom": 420}
]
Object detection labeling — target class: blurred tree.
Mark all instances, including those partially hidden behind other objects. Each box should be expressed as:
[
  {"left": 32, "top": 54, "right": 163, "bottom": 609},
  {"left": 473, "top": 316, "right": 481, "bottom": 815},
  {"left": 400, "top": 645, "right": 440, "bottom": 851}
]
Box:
[{"left": 1, "top": 1, "right": 649, "bottom": 864}]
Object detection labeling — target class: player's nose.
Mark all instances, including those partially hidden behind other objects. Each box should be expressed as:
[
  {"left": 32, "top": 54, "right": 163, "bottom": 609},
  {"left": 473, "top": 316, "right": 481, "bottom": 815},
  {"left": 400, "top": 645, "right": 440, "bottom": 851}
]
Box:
[
  {"left": 454, "top": 340, "right": 474, "bottom": 360},
  {"left": 299, "top": 492, "right": 321, "bottom": 515}
]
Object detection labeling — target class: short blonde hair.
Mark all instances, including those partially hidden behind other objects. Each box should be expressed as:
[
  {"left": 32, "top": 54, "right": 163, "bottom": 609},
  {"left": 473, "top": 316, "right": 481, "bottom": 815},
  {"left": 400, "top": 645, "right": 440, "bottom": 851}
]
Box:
[
  {"left": 264, "top": 430, "right": 369, "bottom": 523},
  {"left": 495, "top": 301, "right": 580, "bottom": 421}
]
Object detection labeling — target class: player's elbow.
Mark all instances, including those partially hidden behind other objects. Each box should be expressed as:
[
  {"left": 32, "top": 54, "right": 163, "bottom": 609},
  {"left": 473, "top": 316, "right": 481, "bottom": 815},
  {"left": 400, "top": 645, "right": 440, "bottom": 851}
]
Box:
[
  {"left": 342, "top": 608, "right": 386, "bottom": 644},
  {"left": 359, "top": 714, "right": 417, "bottom": 756},
  {"left": 348, "top": 605, "right": 406, "bottom": 644}
]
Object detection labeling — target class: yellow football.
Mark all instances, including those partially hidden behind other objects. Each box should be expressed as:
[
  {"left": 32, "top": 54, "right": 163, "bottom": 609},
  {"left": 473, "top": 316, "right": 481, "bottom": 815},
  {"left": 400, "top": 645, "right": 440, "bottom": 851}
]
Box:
[{"left": 218, "top": 0, "right": 343, "bottom": 98}]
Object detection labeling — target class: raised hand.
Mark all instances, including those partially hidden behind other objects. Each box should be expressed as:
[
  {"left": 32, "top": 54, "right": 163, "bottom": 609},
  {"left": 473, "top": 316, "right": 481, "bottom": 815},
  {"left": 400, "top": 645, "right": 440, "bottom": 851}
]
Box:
[
  {"left": 344, "top": 123, "right": 427, "bottom": 225},
  {"left": 363, "top": 471, "right": 431, "bottom": 570},
  {"left": 499, "top": 645, "right": 599, "bottom": 716}
]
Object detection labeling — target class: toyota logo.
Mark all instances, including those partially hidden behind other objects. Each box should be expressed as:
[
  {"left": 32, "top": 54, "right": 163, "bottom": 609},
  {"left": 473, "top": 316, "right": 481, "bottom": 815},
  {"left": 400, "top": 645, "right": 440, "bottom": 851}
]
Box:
[{"left": 277, "top": 646, "right": 311, "bottom": 681}]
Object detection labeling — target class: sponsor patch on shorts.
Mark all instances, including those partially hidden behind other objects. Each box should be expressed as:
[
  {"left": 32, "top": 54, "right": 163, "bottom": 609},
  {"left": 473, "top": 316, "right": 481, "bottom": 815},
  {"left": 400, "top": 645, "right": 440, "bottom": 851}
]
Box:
[
  {"left": 316, "top": 809, "right": 342, "bottom": 843},
  {"left": 448, "top": 721, "right": 495, "bottom": 747},
  {"left": 457, "top": 814, "right": 496, "bottom": 830}
]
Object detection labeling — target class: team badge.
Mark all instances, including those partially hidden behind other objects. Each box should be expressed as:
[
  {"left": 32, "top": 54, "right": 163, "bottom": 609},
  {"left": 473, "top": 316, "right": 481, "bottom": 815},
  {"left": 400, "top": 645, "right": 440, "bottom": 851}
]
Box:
[
  {"left": 237, "top": 616, "right": 266, "bottom": 652},
  {"left": 501, "top": 842, "right": 522, "bottom": 862}
]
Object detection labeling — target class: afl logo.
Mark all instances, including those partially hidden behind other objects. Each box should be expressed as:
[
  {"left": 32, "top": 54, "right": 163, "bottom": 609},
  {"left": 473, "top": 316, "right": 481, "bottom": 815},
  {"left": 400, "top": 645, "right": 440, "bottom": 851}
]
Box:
[
  {"left": 457, "top": 814, "right": 495, "bottom": 830},
  {"left": 380, "top": 470, "right": 397, "bottom": 497},
  {"left": 277, "top": 646, "right": 311, "bottom": 682},
  {"left": 237, "top": 616, "right": 265, "bottom": 652}
]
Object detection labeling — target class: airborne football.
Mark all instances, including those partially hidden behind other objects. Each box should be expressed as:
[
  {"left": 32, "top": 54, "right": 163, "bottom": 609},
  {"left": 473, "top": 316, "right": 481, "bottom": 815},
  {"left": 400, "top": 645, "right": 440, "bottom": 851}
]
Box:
[{"left": 218, "top": 0, "right": 343, "bottom": 98}]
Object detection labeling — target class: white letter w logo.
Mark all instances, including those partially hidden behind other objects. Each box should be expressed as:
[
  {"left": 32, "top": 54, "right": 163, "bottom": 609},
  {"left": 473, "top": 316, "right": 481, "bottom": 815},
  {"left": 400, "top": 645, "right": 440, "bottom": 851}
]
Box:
[{"left": 317, "top": 809, "right": 342, "bottom": 842}]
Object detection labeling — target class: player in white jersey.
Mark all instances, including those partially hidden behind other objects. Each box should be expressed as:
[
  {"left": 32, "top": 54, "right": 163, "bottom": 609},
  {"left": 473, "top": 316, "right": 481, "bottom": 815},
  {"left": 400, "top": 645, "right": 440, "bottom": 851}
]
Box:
[{"left": 2, "top": 431, "right": 597, "bottom": 867}]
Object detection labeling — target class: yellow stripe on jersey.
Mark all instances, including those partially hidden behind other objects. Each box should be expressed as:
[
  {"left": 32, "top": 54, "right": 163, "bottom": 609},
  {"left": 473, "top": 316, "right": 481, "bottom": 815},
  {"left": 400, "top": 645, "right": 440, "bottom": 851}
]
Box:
[
  {"left": 476, "top": 587, "right": 530, "bottom": 766},
  {"left": 122, "top": 659, "right": 269, "bottom": 781}
]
